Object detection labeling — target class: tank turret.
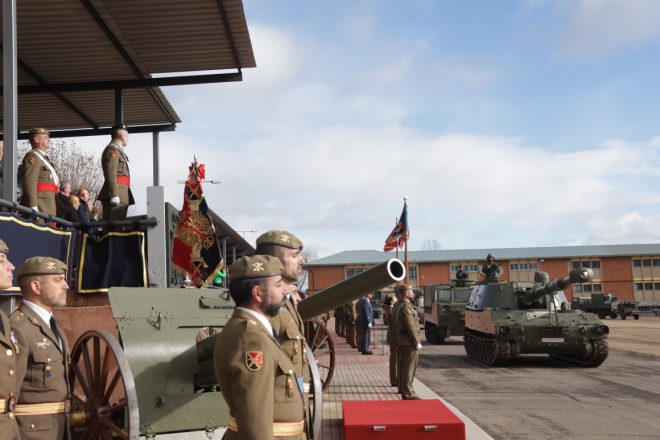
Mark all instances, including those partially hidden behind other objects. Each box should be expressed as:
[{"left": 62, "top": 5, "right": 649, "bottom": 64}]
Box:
[
  {"left": 519, "top": 268, "right": 593, "bottom": 306},
  {"left": 464, "top": 268, "right": 609, "bottom": 367}
]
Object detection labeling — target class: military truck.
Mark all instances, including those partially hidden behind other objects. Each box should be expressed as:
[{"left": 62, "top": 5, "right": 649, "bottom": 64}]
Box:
[
  {"left": 423, "top": 283, "right": 471, "bottom": 344},
  {"left": 571, "top": 293, "right": 640, "bottom": 320}
]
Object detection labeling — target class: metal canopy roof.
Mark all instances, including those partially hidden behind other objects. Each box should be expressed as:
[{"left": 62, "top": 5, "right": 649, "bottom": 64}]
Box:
[{"left": 1, "top": 0, "right": 255, "bottom": 136}]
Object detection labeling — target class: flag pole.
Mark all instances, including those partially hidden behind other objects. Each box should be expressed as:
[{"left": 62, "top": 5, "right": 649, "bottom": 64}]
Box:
[{"left": 403, "top": 195, "right": 409, "bottom": 284}]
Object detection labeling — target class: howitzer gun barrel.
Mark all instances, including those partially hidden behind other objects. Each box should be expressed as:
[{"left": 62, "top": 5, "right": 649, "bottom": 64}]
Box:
[
  {"left": 298, "top": 258, "right": 406, "bottom": 321},
  {"left": 521, "top": 268, "right": 593, "bottom": 305}
]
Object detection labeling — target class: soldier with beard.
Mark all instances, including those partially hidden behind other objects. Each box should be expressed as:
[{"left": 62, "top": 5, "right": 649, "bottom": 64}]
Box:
[
  {"left": 255, "top": 231, "right": 308, "bottom": 401},
  {"left": 214, "top": 255, "right": 304, "bottom": 439}
]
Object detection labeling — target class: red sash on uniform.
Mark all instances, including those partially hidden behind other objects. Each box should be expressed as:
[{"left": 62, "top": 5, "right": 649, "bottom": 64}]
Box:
[
  {"left": 116, "top": 176, "right": 130, "bottom": 185},
  {"left": 36, "top": 182, "right": 58, "bottom": 193}
]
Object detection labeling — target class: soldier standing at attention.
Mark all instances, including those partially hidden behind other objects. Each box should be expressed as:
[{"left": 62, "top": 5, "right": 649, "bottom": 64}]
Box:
[
  {"left": 479, "top": 253, "right": 502, "bottom": 282},
  {"left": 384, "top": 289, "right": 401, "bottom": 387},
  {"left": 98, "top": 124, "right": 134, "bottom": 220},
  {"left": 344, "top": 300, "right": 358, "bottom": 349},
  {"left": 254, "top": 231, "right": 309, "bottom": 418},
  {"left": 455, "top": 264, "right": 469, "bottom": 287},
  {"left": 10, "top": 257, "right": 70, "bottom": 439},
  {"left": 396, "top": 284, "right": 422, "bottom": 400},
  {"left": 19, "top": 128, "right": 59, "bottom": 217},
  {"left": 0, "top": 240, "right": 20, "bottom": 440},
  {"left": 334, "top": 306, "right": 345, "bottom": 337},
  {"left": 356, "top": 292, "right": 374, "bottom": 355},
  {"left": 214, "top": 255, "right": 304, "bottom": 439}
]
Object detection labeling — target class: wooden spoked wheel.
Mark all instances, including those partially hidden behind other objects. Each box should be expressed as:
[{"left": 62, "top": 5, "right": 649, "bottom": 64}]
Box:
[
  {"left": 69, "top": 329, "right": 139, "bottom": 439},
  {"left": 304, "top": 319, "right": 335, "bottom": 391}
]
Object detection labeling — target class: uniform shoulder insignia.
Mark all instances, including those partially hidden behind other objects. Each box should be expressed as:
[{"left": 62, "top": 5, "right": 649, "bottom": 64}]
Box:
[
  {"left": 106, "top": 149, "right": 117, "bottom": 160},
  {"left": 26, "top": 155, "right": 35, "bottom": 165},
  {"left": 245, "top": 351, "right": 263, "bottom": 371}
]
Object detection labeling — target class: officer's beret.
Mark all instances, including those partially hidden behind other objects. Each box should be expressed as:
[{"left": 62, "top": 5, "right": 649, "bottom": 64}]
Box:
[
  {"left": 17, "top": 257, "right": 67, "bottom": 279},
  {"left": 396, "top": 284, "right": 413, "bottom": 295},
  {"left": 0, "top": 239, "right": 8, "bottom": 254},
  {"left": 112, "top": 123, "right": 128, "bottom": 132},
  {"left": 29, "top": 127, "right": 49, "bottom": 136},
  {"left": 256, "top": 230, "right": 303, "bottom": 250},
  {"left": 229, "top": 255, "right": 283, "bottom": 280}
]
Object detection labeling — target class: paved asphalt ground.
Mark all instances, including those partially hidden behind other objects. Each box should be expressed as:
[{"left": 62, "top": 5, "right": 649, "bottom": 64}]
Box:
[{"left": 416, "top": 315, "right": 660, "bottom": 440}]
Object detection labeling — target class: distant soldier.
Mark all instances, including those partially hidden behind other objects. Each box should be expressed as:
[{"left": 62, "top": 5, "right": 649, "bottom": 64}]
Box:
[
  {"left": 344, "top": 300, "right": 358, "bottom": 349},
  {"left": 98, "top": 124, "right": 134, "bottom": 220},
  {"left": 479, "top": 253, "right": 502, "bottom": 282},
  {"left": 356, "top": 292, "right": 374, "bottom": 355},
  {"left": 396, "top": 284, "right": 422, "bottom": 400},
  {"left": 455, "top": 264, "right": 469, "bottom": 287},
  {"left": 334, "top": 306, "right": 345, "bottom": 337},
  {"left": 384, "top": 290, "right": 401, "bottom": 387},
  {"left": 214, "top": 255, "right": 304, "bottom": 439},
  {"left": 11, "top": 257, "right": 70, "bottom": 440},
  {"left": 19, "top": 128, "right": 59, "bottom": 217},
  {"left": 255, "top": 230, "right": 309, "bottom": 430},
  {"left": 0, "top": 240, "right": 19, "bottom": 440}
]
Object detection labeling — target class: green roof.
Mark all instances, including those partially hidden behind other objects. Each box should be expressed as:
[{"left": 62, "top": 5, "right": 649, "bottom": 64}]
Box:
[{"left": 306, "top": 244, "right": 660, "bottom": 266}]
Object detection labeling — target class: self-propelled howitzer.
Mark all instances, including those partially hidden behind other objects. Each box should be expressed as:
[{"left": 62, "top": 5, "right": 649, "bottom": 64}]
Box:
[{"left": 464, "top": 268, "right": 609, "bottom": 367}]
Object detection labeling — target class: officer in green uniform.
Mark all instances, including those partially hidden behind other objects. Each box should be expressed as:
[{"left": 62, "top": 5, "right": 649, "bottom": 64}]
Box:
[
  {"left": 98, "top": 124, "right": 135, "bottom": 220},
  {"left": 396, "top": 284, "right": 422, "bottom": 400},
  {"left": 344, "top": 300, "right": 358, "bottom": 349},
  {"left": 334, "top": 306, "right": 345, "bottom": 337},
  {"left": 214, "top": 255, "right": 305, "bottom": 439},
  {"left": 10, "top": 257, "right": 70, "bottom": 440},
  {"left": 254, "top": 231, "right": 309, "bottom": 421},
  {"left": 385, "top": 287, "right": 404, "bottom": 387},
  {"left": 0, "top": 240, "right": 20, "bottom": 440},
  {"left": 19, "top": 128, "right": 59, "bottom": 217}
]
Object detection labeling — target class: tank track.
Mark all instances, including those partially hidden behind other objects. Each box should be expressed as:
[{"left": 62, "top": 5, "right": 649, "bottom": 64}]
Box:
[
  {"left": 550, "top": 339, "right": 608, "bottom": 368},
  {"left": 464, "top": 331, "right": 511, "bottom": 366}
]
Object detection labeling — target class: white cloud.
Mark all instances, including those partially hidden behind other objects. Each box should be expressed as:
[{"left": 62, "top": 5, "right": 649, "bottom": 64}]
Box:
[
  {"left": 585, "top": 211, "right": 660, "bottom": 243},
  {"left": 559, "top": 0, "right": 660, "bottom": 60}
]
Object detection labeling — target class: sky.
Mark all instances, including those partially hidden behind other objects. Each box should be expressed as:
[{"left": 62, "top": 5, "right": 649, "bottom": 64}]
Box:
[{"left": 73, "top": 0, "right": 660, "bottom": 259}]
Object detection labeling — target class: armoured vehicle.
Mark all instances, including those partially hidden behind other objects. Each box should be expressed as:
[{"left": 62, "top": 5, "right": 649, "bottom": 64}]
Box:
[
  {"left": 571, "top": 293, "right": 640, "bottom": 320},
  {"left": 464, "top": 268, "right": 609, "bottom": 367},
  {"left": 423, "top": 283, "right": 472, "bottom": 344}
]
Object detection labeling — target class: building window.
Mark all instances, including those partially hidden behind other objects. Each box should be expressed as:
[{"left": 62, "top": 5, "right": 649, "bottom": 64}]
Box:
[
  {"left": 408, "top": 265, "right": 418, "bottom": 281},
  {"left": 574, "top": 285, "right": 583, "bottom": 293},
  {"left": 634, "top": 283, "right": 643, "bottom": 291},
  {"left": 633, "top": 259, "right": 642, "bottom": 268},
  {"left": 644, "top": 282, "right": 654, "bottom": 290},
  {"left": 642, "top": 259, "right": 652, "bottom": 267},
  {"left": 571, "top": 259, "right": 601, "bottom": 270},
  {"left": 655, "top": 282, "right": 660, "bottom": 290},
  {"left": 345, "top": 265, "right": 371, "bottom": 279},
  {"left": 451, "top": 264, "right": 479, "bottom": 272}
]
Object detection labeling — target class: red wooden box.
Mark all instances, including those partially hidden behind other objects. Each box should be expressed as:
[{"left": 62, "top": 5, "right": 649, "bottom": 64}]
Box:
[{"left": 343, "top": 399, "right": 465, "bottom": 440}]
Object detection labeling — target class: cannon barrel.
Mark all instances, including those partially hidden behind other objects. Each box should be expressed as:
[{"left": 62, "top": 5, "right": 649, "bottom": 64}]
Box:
[
  {"left": 519, "top": 268, "right": 593, "bottom": 305},
  {"left": 298, "top": 258, "right": 406, "bottom": 321}
]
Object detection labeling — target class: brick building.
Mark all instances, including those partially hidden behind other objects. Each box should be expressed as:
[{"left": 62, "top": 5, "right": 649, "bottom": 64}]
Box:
[{"left": 305, "top": 244, "right": 660, "bottom": 304}]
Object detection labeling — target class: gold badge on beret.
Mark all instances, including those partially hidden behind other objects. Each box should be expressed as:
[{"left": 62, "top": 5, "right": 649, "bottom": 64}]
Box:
[{"left": 256, "top": 230, "right": 303, "bottom": 250}]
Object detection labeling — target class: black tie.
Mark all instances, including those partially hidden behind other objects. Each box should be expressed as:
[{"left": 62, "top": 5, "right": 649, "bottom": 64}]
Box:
[{"left": 50, "top": 316, "right": 62, "bottom": 348}]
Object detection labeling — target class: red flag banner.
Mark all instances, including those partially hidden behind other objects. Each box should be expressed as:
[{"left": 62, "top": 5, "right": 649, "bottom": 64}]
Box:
[{"left": 172, "top": 159, "right": 223, "bottom": 287}]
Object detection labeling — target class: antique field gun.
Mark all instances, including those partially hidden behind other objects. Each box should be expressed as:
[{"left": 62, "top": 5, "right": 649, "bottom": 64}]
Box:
[{"left": 68, "top": 258, "right": 406, "bottom": 439}]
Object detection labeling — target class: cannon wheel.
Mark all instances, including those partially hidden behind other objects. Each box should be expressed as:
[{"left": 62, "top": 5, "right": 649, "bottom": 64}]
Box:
[
  {"left": 304, "top": 319, "right": 335, "bottom": 391},
  {"left": 69, "top": 329, "right": 139, "bottom": 439},
  {"left": 305, "top": 344, "right": 323, "bottom": 440}
]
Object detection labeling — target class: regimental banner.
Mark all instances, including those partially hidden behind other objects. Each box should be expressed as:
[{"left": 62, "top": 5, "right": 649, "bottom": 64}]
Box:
[
  {"left": 0, "top": 214, "right": 74, "bottom": 293},
  {"left": 77, "top": 231, "right": 148, "bottom": 294},
  {"left": 172, "top": 160, "right": 223, "bottom": 287}
]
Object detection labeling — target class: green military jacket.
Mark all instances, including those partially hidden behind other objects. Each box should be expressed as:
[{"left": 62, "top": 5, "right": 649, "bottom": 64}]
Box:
[
  {"left": 19, "top": 149, "right": 58, "bottom": 216},
  {"left": 386, "top": 301, "right": 404, "bottom": 346},
  {"left": 396, "top": 300, "right": 420, "bottom": 348},
  {"left": 270, "top": 298, "right": 307, "bottom": 380},
  {"left": 0, "top": 310, "right": 20, "bottom": 440},
  {"left": 10, "top": 305, "right": 70, "bottom": 440},
  {"left": 98, "top": 141, "right": 135, "bottom": 205},
  {"left": 214, "top": 309, "right": 304, "bottom": 440}
]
